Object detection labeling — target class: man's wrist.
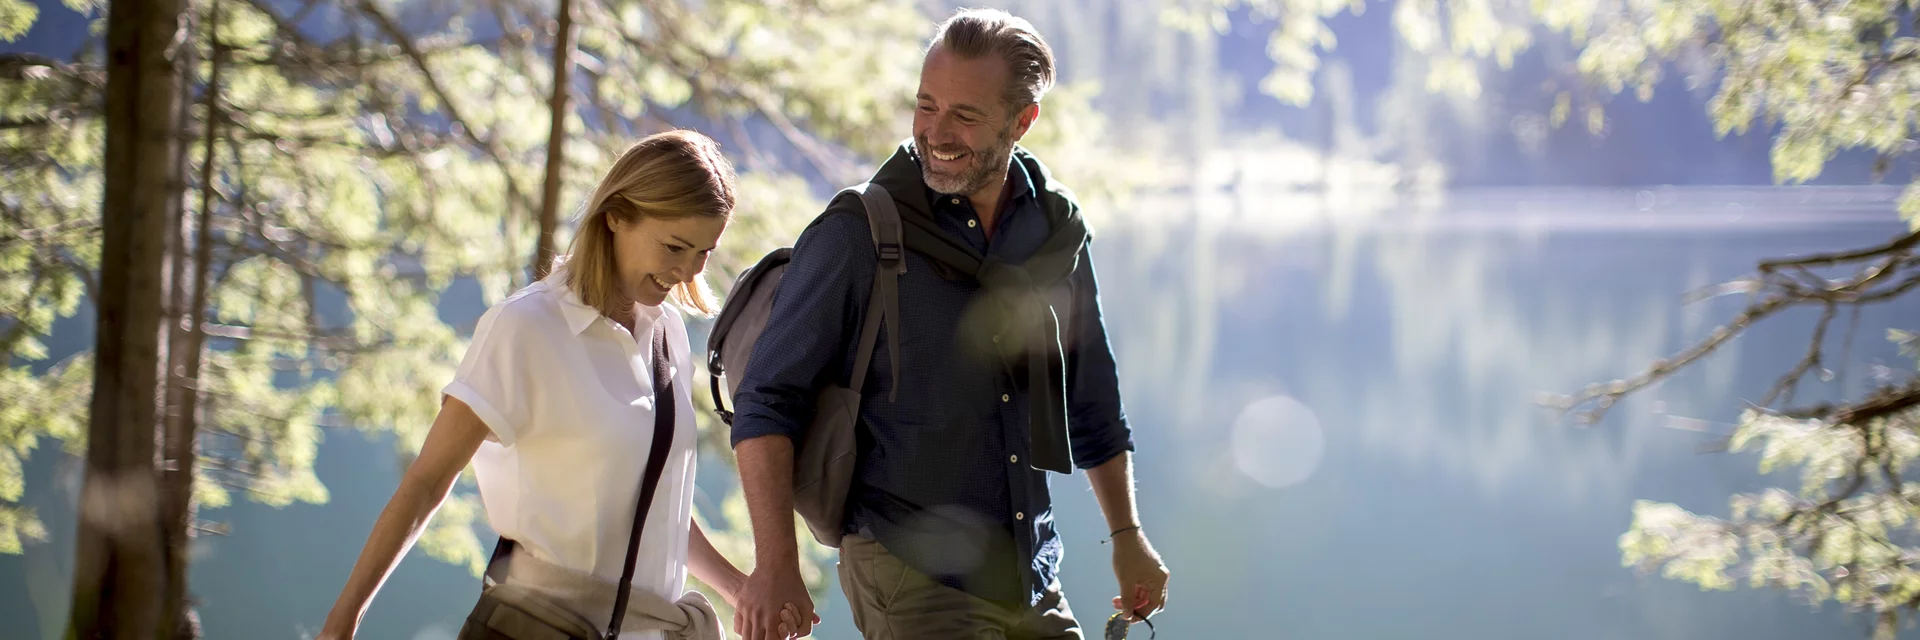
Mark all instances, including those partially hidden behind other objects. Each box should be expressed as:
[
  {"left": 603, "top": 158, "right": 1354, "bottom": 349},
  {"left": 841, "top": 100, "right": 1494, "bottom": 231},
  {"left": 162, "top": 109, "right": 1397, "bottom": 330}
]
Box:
[
  {"left": 1101, "top": 523, "right": 1145, "bottom": 545},
  {"left": 754, "top": 545, "right": 801, "bottom": 572}
]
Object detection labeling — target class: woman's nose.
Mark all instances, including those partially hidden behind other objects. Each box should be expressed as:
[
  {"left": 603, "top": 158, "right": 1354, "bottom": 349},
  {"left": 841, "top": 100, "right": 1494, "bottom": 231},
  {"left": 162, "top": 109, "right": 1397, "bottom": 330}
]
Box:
[{"left": 673, "top": 253, "right": 707, "bottom": 280}]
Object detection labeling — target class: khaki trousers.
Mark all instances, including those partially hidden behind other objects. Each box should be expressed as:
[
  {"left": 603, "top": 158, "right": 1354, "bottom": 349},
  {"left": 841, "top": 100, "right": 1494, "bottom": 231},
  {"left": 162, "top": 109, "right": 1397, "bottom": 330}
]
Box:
[{"left": 836, "top": 534, "right": 1082, "bottom": 640}]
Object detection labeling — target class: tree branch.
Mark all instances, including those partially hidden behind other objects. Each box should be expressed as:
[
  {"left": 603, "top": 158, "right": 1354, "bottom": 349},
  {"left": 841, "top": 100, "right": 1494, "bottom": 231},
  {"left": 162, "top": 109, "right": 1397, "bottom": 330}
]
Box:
[
  {"left": 1827, "top": 381, "right": 1920, "bottom": 426},
  {"left": 1759, "top": 230, "right": 1920, "bottom": 273},
  {"left": 0, "top": 53, "right": 103, "bottom": 85},
  {"left": 1835, "top": 304, "right": 1863, "bottom": 393},
  {"left": 0, "top": 115, "right": 57, "bottom": 131},
  {"left": 532, "top": 0, "right": 576, "bottom": 281},
  {"left": 1764, "top": 301, "right": 1837, "bottom": 407},
  {"left": 583, "top": 0, "right": 861, "bottom": 183},
  {"left": 1552, "top": 229, "right": 1920, "bottom": 423},
  {"left": 356, "top": 0, "right": 537, "bottom": 217}
]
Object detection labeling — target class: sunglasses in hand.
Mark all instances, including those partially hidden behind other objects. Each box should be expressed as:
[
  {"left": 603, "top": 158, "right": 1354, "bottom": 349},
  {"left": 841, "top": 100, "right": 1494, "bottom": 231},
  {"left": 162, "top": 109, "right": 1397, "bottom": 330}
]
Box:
[{"left": 1103, "top": 611, "right": 1156, "bottom": 640}]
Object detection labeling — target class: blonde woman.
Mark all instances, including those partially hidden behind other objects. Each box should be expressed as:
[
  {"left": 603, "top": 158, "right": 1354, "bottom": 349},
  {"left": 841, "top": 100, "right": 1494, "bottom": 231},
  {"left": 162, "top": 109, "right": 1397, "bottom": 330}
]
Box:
[{"left": 321, "top": 131, "right": 803, "bottom": 640}]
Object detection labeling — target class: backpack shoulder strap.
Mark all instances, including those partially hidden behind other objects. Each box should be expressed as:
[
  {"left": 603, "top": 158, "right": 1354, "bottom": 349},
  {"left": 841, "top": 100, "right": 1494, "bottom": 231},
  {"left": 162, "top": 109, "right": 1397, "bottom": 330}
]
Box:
[
  {"left": 854, "top": 184, "right": 904, "bottom": 270},
  {"left": 847, "top": 183, "right": 904, "bottom": 401}
]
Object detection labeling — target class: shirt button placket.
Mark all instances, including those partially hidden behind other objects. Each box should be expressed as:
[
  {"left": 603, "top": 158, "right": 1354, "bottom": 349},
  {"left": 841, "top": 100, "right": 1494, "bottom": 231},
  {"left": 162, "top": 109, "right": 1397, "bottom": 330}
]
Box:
[{"left": 1001, "top": 379, "right": 1032, "bottom": 597}]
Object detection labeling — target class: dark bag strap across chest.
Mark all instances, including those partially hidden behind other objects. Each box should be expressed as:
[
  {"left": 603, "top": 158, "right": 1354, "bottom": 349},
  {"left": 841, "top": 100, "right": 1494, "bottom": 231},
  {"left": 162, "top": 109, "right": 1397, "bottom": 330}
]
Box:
[{"left": 484, "top": 321, "right": 678, "bottom": 640}]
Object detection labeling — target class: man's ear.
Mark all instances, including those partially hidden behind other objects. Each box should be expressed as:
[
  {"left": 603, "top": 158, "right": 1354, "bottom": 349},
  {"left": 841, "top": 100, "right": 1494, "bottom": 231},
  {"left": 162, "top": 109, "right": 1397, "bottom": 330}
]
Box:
[{"left": 1011, "top": 102, "right": 1042, "bottom": 141}]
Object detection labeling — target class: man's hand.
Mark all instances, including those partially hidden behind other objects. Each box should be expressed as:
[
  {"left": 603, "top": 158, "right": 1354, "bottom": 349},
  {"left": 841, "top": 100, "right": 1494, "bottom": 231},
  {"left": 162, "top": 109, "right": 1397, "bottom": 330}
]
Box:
[
  {"left": 734, "top": 562, "right": 816, "bottom": 640},
  {"left": 1109, "top": 529, "right": 1169, "bottom": 622}
]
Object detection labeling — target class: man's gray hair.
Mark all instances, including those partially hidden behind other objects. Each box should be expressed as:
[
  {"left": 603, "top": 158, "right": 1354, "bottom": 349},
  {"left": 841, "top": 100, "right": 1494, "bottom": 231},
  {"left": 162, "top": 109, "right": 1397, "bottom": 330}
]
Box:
[{"left": 927, "top": 8, "right": 1056, "bottom": 114}]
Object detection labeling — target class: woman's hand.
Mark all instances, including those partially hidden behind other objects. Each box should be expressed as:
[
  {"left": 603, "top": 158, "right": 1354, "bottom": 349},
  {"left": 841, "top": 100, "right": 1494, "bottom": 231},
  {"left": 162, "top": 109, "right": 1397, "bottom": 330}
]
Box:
[{"left": 774, "top": 603, "right": 816, "bottom": 638}]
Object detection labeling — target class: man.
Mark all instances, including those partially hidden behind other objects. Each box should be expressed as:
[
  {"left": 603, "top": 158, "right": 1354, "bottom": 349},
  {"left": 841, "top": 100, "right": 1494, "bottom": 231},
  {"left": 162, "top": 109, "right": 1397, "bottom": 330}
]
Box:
[{"left": 726, "top": 9, "right": 1169, "bottom": 640}]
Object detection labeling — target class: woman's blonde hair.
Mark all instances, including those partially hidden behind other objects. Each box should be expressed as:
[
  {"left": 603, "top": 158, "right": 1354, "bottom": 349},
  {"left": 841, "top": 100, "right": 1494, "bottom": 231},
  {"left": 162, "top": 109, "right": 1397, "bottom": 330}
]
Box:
[{"left": 560, "top": 130, "right": 736, "bottom": 318}]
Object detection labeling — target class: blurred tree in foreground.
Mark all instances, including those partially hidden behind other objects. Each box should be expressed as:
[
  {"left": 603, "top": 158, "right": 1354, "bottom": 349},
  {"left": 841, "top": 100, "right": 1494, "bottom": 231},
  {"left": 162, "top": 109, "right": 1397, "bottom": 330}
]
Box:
[
  {"left": 1179, "top": 0, "right": 1920, "bottom": 637},
  {"left": 2, "top": 0, "right": 1144, "bottom": 636},
  {"left": 42, "top": 0, "right": 188, "bottom": 636}
]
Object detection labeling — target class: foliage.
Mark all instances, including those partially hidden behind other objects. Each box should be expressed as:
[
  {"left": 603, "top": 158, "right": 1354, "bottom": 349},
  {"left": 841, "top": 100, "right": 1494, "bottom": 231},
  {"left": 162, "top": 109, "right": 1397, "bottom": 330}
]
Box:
[
  {"left": 1618, "top": 399, "right": 1920, "bottom": 640},
  {"left": 1176, "top": 0, "right": 1920, "bottom": 227}
]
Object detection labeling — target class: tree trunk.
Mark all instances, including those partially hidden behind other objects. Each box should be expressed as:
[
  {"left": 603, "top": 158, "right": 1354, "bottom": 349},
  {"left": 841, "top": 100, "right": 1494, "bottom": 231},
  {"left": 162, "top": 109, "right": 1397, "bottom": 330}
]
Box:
[
  {"left": 159, "top": 2, "right": 222, "bottom": 636},
  {"left": 68, "top": 1, "right": 189, "bottom": 638},
  {"left": 532, "top": 0, "right": 575, "bottom": 281}
]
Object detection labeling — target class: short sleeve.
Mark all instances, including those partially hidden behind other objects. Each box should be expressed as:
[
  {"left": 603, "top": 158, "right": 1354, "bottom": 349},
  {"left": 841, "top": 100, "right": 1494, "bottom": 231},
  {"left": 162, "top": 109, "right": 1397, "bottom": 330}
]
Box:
[{"left": 442, "top": 302, "right": 541, "bottom": 446}]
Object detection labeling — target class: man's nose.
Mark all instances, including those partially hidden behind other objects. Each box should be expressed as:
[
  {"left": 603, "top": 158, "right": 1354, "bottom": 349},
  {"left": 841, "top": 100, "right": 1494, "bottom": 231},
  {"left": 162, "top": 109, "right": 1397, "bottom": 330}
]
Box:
[{"left": 925, "top": 116, "right": 958, "bottom": 144}]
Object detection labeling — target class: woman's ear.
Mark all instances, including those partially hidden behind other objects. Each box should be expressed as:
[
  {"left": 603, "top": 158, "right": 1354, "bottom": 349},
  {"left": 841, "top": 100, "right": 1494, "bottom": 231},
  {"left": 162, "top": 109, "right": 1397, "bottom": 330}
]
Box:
[{"left": 604, "top": 213, "right": 620, "bottom": 235}]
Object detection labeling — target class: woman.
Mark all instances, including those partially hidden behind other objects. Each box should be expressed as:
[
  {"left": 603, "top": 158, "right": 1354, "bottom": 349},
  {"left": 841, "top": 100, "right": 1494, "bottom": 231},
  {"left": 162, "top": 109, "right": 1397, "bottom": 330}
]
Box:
[{"left": 320, "top": 131, "right": 801, "bottom": 639}]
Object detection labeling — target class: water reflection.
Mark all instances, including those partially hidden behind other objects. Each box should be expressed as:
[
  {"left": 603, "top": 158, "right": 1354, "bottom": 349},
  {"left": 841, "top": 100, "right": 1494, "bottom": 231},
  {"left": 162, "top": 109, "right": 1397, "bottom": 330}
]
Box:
[
  {"left": 1050, "top": 184, "right": 1912, "bottom": 639},
  {"left": 1102, "top": 184, "right": 1906, "bottom": 498}
]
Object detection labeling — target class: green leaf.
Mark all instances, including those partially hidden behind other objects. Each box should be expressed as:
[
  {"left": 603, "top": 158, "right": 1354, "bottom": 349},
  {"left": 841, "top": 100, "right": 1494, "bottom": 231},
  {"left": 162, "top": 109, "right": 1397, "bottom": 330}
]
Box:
[
  {"left": 60, "top": 0, "right": 103, "bottom": 15},
  {"left": 1900, "top": 183, "right": 1920, "bottom": 232},
  {"left": 11, "top": 336, "right": 46, "bottom": 362},
  {"left": 1891, "top": 329, "right": 1918, "bottom": 367},
  {"left": 0, "top": 449, "right": 22, "bottom": 501},
  {"left": 0, "top": 0, "right": 36, "bottom": 43},
  {"left": 0, "top": 505, "right": 49, "bottom": 554}
]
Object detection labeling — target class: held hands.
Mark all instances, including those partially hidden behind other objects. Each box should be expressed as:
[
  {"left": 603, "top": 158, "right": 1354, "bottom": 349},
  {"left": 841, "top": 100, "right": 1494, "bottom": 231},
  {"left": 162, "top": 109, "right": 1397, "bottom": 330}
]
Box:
[
  {"left": 1109, "top": 527, "right": 1169, "bottom": 623},
  {"left": 732, "top": 562, "right": 818, "bottom": 640},
  {"left": 776, "top": 604, "right": 811, "bottom": 638}
]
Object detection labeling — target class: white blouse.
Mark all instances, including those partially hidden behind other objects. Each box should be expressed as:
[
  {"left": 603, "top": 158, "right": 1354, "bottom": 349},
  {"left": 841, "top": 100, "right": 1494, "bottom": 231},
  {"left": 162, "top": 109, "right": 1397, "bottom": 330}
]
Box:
[{"left": 443, "top": 272, "right": 698, "bottom": 640}]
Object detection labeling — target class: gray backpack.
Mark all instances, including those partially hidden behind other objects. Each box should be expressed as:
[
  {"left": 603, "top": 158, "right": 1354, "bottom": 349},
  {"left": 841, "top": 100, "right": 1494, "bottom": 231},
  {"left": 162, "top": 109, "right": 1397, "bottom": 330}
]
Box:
[{"left": 707, "top": 183, "right": 903, "bottom": 548}]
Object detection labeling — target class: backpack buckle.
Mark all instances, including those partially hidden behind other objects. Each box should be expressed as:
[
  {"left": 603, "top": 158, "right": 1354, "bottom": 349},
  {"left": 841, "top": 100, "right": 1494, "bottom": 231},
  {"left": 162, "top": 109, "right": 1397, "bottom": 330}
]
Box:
[{"left": 877, "top": 242, "right": 902, "bottom": 263}]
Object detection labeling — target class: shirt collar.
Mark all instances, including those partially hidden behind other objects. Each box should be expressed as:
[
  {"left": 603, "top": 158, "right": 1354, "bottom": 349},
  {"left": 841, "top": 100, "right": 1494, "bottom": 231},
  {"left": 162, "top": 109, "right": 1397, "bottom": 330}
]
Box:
[
  {"left": 1002, "top": 155, "right": 1035, "bottom": 204},
  {"left": 554, "top": 283, "right": 602, "bottom": 336},
  {"left": 542, "top": 267, "right": 664, "bottom": 337}
]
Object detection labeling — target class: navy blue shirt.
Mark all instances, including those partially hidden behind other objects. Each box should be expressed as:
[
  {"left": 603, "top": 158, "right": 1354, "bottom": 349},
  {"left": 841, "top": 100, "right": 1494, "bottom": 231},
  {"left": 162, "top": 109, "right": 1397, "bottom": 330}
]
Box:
[{"left": 728, "top": 157, "right": 1133, "bottom": 605}]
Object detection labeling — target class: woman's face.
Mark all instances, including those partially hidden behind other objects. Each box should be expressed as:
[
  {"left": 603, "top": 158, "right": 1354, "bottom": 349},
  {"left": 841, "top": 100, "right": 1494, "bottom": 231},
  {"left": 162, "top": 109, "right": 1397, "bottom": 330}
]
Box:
[{"left": 607, "top": 213, "right": 728, "bottom": 307}]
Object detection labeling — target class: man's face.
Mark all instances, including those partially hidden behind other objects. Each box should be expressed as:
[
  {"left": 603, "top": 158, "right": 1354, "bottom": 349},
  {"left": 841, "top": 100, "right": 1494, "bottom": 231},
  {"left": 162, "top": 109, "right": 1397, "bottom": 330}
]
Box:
[{"left": 913, "top": 46, "right": 1038, "bottom": 196}]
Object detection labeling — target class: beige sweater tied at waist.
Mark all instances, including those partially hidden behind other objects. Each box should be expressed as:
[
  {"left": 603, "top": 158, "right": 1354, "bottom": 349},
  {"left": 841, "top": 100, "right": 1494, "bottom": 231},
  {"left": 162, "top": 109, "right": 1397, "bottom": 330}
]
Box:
[{"left": 492, "top": 549, "right": 723, "bottom": 640}]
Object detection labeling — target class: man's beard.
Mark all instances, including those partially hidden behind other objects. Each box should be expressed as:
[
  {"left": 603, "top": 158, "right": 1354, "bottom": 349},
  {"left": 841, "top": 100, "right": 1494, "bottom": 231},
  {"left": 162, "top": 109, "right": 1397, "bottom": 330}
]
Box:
[{"left": 917, "top": 124, "right": 1016, "bottom": 196}]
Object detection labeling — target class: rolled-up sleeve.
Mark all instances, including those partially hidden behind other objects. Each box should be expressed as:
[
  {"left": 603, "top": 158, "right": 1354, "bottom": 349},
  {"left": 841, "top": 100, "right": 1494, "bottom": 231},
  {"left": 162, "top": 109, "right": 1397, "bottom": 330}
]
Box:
[
  {"left": 1064, "top": 245, "right": 1134, "bottom": 469},
  {"left": 443, "top": 302, "right": 540, "bottom": 446},
  {"left": 728, "top": 208, "right": 874, "bottom": 448}
]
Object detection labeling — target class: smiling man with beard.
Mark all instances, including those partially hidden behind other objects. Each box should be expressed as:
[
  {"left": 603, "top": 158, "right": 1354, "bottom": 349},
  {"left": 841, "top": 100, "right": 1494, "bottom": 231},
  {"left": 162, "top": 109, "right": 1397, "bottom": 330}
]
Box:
[{"left": 723, "top": 8, "right": 1171, "bottom": 640}]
